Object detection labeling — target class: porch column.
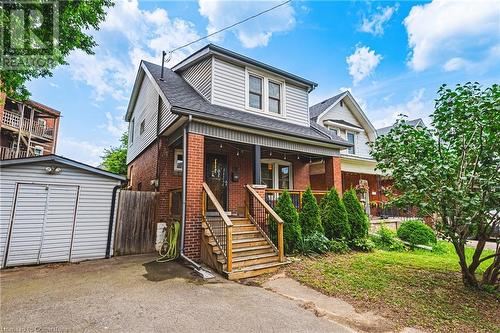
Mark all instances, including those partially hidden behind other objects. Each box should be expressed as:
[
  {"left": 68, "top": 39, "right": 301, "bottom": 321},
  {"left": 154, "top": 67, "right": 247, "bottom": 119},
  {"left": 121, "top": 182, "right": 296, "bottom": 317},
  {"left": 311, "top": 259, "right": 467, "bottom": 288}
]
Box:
[
  {"left": 325, "top": 155, "right": 343, "bottom": 195},
  {"left": 184, "top": 132, "right": 205, "bottom": 260},
  {"left": 253, "top": 145, "right": 261, "bottom": 185}
]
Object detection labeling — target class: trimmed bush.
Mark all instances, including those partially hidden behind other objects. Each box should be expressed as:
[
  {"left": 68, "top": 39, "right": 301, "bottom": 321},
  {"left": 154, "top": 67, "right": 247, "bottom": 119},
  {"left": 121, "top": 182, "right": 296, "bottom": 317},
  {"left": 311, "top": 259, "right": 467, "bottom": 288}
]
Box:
[
  {"left": 319, "top": 188, "right": 350, "bottom": 240},
  {"left": 350, "top": 237, "right": 375, "bottom": 252},
  {"left": 298, "top": 187, "right": 324, "bottom": 237},
  {"left": 269, "top": 190, "right": 302, "bottom": 254},
  {"left": 298, "top": 231, "right": 330, "bottom": 255},
  {"left": 397, "top": 220, "right": 437, "bottom": 246},
  {"left": 343, "top": 189, "right": 370, "bottom": 240},
  {"left": 372, "top": 226, "right": 405, "bottom": 252},
  {"left": 329, "top": 239, "right": 350, "bottom": 254}
]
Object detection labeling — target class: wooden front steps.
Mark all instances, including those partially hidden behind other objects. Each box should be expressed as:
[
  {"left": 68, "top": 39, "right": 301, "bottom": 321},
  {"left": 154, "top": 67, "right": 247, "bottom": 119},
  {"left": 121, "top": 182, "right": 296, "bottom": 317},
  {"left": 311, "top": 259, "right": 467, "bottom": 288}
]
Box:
[{"left": 201, "top": 217, "right": 288, "bottom": 280}]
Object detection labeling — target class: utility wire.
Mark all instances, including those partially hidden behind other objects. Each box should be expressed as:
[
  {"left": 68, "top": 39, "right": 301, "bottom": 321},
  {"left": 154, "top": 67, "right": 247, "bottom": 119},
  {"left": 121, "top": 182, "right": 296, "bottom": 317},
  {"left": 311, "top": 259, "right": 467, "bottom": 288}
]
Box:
[{"left": 167, "top": 0, "right": 292, "bottom": 56}]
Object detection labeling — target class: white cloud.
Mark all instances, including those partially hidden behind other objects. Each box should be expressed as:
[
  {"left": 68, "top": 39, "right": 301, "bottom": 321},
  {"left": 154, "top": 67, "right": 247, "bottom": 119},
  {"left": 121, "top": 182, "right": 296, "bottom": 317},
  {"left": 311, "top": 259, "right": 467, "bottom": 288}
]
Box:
[
  {"left": 404, "top": 0, "right": 499, "bottom": 71},
  {"left": 198, "top": 0, "right": 295, "bottom": 48},
  {"left": 346, "top": 45, "right": 382, "bottom": 85},
  {"left": 102, "top": 111, "right": 128, "bottom": 138},
  {"left": 67, "top": 0, "right": 200, "bottom": 102},
  {"left": 57, "top": 137, "right": 106, "bottom": 166},
  {"left": 359, "top": 4, "right": 399, "bottom": 36},
  {"left": 369, "top": 89, "right": 431, "bottom": 129}
]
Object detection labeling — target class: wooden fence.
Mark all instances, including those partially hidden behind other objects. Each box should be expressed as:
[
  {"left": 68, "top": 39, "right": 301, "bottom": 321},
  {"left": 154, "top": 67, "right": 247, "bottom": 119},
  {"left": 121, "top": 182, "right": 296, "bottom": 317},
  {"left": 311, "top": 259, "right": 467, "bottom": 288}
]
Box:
[{"left": 114, "top": 190, "right": 159, "bottom": 256}]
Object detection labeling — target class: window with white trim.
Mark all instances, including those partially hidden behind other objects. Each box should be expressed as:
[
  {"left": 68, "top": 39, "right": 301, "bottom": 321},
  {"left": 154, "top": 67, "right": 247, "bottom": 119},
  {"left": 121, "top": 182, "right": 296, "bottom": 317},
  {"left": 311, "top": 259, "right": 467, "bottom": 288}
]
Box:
[
  {"left": 246, "top": 71, "right": 284, "bottom": 115},
  {"left": 249, "top": 75, "right": 263, "bottom": 110},
  {"left": 327, "top": 126, "right": 338, "bottom": 136},
  {"left": 260, "top": 159, "right": 292, "bottom": 189},
  {"left": 174, "top": 148, "right": 183, "bottom": 172},
  {"left": 346, "top": 132, "right": 356, "bottom": 154}
]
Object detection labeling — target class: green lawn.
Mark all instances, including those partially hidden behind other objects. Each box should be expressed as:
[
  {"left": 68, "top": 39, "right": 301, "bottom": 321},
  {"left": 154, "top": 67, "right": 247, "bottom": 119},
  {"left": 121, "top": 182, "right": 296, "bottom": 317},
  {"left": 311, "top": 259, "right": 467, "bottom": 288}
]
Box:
[{"left": 286, "top": 242, "right": 499, "bottom": 333}]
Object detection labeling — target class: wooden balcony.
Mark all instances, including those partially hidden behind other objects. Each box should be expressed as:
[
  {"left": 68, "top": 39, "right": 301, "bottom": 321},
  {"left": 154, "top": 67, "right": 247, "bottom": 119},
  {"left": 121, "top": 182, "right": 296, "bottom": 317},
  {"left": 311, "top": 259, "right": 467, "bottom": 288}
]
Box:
[
  {"left": 0, "top": 146, "right": 32, "bottom": 160},
  {"left": 2, "top": 110, "right": 54, "bottom": 139}
]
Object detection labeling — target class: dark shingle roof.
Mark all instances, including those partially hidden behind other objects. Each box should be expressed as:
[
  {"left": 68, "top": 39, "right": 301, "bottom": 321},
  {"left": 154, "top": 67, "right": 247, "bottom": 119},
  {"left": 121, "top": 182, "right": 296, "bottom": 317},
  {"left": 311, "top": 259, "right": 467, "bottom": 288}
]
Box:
[
  {"left": 377, "top": 118, "right": 425, "bottom": 136},
  {"left": 309, "top": 92, "right": 346, "bottom": 120},
  {"left": 143, "top": 61, "right": 350, "bottom": 148}
]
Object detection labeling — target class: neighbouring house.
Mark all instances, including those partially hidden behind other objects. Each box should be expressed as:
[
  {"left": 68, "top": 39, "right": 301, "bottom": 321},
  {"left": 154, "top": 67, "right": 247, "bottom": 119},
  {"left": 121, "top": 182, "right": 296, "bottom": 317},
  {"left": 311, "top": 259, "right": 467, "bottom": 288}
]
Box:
[
  {"left": 0, "top": 92, "right": 61, "bottom": 160},
  {"left": 310, "top": 91, "right": 392, "bottom": 217},
  {"left": 0, "top": 155, "right": 125, "bottom": 268},
  {"left": 376, "top": 118, "right": 425, "bottom": 136},
  {"left": 125, "top": 44, "right": 352, "bottom": 279}
]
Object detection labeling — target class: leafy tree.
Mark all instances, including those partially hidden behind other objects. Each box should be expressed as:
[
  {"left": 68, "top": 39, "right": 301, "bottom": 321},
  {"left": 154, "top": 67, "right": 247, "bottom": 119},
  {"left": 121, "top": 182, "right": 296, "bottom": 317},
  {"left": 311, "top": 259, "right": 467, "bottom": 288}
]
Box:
[
  {"left": 343, "top": 189, "right": 369, "bottom": 240},
  {"left": 269, "top": 190, "right": 302, "bottom": 254},
  {"left": 1, "top": 0, "right": 114, "bottom": 100},
  {"left": 101, "top": 133, "right": 127, "bottom": 175},
  {"left": 370, "top": 82, "right": 499, "bottom": 289},
  {"left": 298, "top": 187, "right": 324, "bottom": 237},
  {"left": 319, "top": 188, "right": 350, "bottom": 240}
]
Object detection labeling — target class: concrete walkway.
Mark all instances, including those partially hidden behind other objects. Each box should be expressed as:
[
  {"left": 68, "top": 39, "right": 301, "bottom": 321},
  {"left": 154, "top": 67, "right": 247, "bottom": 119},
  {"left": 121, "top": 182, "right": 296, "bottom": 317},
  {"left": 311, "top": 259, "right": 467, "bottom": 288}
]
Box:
[{"left": 0, "top": 255, "right": 352, "bottom": 333}]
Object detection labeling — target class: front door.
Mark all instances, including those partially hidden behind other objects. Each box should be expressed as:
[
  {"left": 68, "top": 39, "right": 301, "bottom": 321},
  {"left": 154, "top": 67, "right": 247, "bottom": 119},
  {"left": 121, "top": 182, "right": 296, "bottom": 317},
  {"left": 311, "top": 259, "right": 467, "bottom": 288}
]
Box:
[{"left": 205, "top": 154, "right": 228, "bottom": 211}]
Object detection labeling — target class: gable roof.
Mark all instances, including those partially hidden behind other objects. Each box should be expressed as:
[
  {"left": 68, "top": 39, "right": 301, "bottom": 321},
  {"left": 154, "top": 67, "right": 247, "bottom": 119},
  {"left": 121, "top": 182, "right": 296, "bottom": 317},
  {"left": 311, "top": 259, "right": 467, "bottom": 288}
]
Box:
[
  {"left": 309, "top": 92, "right": 346, "bottom": 120},
  {"left": 377, "top": 118, "right": 425, "bottom": 136},
  {"left": 0, "top": 154, "right": 126, "bottom": 181},
  {"left": 310, "top": 91, "right": 377, "bottom": 141},
  {"left": 137, "top": 61, "right": 350, "bottom": 148},
  {"left": 172, "top": 44, "right": 318, "bottom": 91}
]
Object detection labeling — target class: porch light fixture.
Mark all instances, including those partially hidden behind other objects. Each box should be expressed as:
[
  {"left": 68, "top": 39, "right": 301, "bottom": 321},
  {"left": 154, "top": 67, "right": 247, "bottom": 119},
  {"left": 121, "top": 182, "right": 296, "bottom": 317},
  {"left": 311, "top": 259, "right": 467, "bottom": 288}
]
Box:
[
  {"left": 269, "top": 149, "right": 272, "bottom": 157},
  {"left": 236, "top": 149, "right": 240, "bottom": 156},
  {"left": 219, "top": 143, "right": 223, "bottom": 149},
  {"left": 309, "top": 157, "right": 312, "bottom": 163},
  {"left": 297, "top": 154, "right": 300, "bottom": 160},
  {"left": 283, "top": 154, "right": 287, "bottom": 160}
]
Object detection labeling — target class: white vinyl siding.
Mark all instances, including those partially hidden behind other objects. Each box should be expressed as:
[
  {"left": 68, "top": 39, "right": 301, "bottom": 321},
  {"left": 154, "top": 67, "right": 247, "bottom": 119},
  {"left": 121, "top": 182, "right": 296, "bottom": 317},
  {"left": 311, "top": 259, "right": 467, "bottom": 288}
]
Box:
[
  {"left": 180, "top": 57, "right": 212, "bottom": 101},
  {"left": 318, "top": 102, "right": 372, "bottom": 158},
  {"left": 127, "top": 77, "right": 161, "bottom": 164},
  {"left": 0, "top": 161, "right": 121, "bottom": 267},
  {"left": 212, "top": 57, "right": 246, "bottom": 110},
  {"left": 211, "top": 57, "right": 310, "bottom": 127}
]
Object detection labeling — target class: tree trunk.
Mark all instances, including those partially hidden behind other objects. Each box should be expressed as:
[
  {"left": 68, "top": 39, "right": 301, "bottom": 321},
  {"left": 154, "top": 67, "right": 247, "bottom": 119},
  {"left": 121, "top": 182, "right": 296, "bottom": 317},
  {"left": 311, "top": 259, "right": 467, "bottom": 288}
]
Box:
[
  {"left": 481, "top": 250, "right": 499, "bottom": 288},
  {"left": 452, "top": 240, "right": 479, "bottom": 288}
]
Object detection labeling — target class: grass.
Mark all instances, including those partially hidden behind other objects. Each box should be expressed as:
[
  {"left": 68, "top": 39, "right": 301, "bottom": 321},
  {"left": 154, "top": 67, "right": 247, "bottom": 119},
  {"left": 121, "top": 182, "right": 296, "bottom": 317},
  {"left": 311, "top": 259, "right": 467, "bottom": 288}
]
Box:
[{"left": 286, "top": 241, "right": 499, "bottom": 333}]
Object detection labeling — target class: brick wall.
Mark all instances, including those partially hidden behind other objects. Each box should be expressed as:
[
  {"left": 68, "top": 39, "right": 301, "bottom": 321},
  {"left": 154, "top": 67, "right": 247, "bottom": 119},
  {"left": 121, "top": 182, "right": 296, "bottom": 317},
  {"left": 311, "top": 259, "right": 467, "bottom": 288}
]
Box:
[
  {"left": 292, "top": 158, "right": 310, "bottom": 190},
  {"left": 184, "top": 133, "right": 205, "bottom": 260},
  {"left": 324, "top": 156, "right": 343, "bottom": 194}
]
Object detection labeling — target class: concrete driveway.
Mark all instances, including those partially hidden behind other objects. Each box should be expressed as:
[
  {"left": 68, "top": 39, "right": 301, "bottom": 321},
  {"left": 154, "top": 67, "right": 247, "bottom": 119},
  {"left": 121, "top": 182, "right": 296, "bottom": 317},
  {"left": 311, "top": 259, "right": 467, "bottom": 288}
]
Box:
[{"left": 0, "top": 255, "right": 352, "bottom": 333}]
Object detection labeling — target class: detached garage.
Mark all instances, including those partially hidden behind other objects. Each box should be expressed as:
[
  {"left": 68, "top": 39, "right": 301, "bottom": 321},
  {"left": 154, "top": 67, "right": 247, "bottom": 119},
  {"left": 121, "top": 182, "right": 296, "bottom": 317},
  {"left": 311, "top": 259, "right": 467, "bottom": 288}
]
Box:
[{"left": 0, "top": 155, "right": 125, "bottom": 268}]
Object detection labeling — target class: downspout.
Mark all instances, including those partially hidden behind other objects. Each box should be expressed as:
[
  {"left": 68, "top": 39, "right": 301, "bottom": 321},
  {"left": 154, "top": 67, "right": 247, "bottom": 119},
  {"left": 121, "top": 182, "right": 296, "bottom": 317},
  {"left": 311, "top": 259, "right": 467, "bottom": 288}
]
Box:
[
  {"left": 106, "top": 184, "right": 122, "bottom": 259},
  {"left": 179, "top": 115, "right": 213, "bottom": 278}
]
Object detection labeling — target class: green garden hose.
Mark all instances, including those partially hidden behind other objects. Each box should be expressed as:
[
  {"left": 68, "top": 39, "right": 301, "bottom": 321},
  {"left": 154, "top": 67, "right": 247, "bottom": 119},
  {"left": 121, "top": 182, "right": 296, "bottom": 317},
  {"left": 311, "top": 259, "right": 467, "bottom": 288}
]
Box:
[{"left": 157, "top": 221, "right": 180, "bottom": 262}]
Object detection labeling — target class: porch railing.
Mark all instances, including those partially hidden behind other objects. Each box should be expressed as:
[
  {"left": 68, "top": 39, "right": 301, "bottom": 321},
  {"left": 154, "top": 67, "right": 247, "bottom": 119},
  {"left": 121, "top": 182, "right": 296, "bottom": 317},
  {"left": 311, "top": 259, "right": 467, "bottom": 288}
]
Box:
[
  {"left": 202, "top": 182, "right": 233, "bottom": 272},
  {"left": 264, "top": 189, "right": 327, "bottom": 211},
  {"left": 2, "top": 110, "right": 54, "bottom": 139},
  {"left": 371, "top": 204, "right": 418, "bottom": 220},
  {"left": 245, "top": 185, "right": 284, "bottom": 262}
]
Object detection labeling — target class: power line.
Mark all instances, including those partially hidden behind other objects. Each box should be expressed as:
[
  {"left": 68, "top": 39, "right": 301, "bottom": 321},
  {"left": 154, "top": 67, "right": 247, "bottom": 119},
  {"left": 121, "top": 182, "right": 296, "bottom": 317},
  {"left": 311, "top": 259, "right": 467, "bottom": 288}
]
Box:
[{"left": 167, "top": 0, "right": 292, "bottom": 56}]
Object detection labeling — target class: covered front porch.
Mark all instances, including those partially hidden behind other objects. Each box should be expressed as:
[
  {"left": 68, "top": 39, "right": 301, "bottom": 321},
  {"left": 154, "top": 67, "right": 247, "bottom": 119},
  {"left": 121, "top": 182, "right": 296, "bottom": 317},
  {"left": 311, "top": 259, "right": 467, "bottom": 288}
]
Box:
[{"left": 164, "top": 125, "right": 344, "bottom": 279}]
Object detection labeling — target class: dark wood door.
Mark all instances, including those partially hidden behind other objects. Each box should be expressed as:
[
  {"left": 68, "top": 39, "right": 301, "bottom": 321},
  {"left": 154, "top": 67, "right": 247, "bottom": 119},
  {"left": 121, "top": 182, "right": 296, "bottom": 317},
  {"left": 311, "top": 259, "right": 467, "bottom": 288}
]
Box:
[{"left": 205, "top": 154, "right": 228, "bottom": 211}]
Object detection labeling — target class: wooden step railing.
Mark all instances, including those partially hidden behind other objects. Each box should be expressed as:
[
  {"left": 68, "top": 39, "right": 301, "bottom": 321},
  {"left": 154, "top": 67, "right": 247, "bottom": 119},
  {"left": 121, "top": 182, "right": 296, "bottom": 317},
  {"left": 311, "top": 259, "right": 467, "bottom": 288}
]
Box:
[
  {"left": 245, "top": 185, "right": 284, "bottom": 262},
  {"left": 202, "top": 182, "right": 233, "bottom": 272}
]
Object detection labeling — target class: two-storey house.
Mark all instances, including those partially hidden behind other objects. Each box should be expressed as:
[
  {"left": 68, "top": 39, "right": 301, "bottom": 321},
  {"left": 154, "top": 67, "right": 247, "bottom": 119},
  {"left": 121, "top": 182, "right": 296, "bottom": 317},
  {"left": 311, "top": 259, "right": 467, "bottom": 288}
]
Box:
[
  {"left": 0, "top": 93, "right": 60, "bottom": 160},
  {"left": 125, "top": 44, "right": 351, "bottom": 279},
  {"left": 311, "top": 91, "right": 423, "bottom": 218}
]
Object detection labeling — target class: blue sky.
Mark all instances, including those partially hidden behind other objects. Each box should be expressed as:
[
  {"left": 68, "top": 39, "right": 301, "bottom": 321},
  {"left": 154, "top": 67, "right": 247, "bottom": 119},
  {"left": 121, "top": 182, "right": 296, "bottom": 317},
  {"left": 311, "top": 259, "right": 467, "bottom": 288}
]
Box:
[{"left": 26, "top": 0, "right": 500, "bottom": 165}]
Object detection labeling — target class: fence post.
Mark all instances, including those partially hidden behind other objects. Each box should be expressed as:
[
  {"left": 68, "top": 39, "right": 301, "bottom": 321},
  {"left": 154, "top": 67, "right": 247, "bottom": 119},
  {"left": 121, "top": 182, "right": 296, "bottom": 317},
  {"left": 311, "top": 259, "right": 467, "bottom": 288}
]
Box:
[
  {"left": 226, "top": 225, "right": 233, "bottom": 272},
  {"left": 277, "top": 222, "right": 284, "bottom": 262}
]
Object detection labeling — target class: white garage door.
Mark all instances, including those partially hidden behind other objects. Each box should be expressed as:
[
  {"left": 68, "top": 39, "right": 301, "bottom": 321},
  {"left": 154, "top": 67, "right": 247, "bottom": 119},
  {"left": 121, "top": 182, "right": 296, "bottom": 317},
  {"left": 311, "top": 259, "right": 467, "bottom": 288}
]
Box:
[{"left": 4, "top": 184, "right": 79, "bottom": 267}]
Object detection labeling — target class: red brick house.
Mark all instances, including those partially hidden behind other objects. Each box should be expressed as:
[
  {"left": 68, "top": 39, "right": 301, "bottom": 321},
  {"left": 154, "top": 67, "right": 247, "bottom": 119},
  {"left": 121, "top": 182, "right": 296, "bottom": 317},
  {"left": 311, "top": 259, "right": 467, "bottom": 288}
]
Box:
[
  {"left": 125, "top": 45, "right": 351, "bottom": 278},
  {"left": 0, "top": 92, "right": 60, "bottom": 160}
]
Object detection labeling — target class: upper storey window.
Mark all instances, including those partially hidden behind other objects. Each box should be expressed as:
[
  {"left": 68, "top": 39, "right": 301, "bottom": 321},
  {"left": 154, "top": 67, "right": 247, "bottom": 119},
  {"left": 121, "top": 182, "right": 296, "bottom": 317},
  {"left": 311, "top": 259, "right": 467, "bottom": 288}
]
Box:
[
  {"left": 268, "top": 81, "right": 281, "bottom": 114},
  {"left": 249, "top": 75, "right": 263, "bottom": 109},
  {"left": 246, "top": 70, "right": 284, "bottom": 116},
  {"left": 347, "top": 131, "right": 356, "bottom": 154}
]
